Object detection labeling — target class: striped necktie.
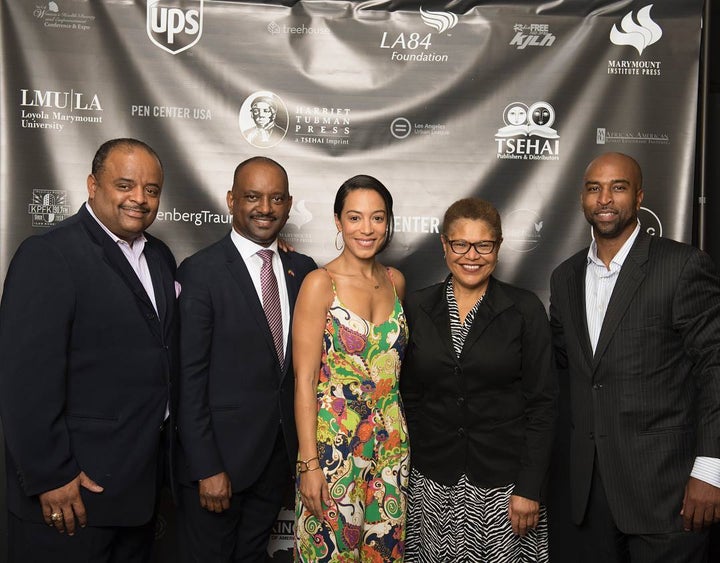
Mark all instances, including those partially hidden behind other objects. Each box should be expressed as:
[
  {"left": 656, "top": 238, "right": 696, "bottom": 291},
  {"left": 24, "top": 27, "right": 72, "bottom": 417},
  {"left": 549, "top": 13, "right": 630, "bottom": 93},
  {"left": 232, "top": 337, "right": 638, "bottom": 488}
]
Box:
[{"left": 257, "top": 249, "right": 284, "bottom": 364}]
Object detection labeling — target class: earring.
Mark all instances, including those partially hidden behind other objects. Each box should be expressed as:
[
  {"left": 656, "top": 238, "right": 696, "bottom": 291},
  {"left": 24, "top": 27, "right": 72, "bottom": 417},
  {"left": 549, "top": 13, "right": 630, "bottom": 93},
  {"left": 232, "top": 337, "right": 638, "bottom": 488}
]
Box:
[{"left": 335, "top": 231, "right": 344, "bottom": 251}]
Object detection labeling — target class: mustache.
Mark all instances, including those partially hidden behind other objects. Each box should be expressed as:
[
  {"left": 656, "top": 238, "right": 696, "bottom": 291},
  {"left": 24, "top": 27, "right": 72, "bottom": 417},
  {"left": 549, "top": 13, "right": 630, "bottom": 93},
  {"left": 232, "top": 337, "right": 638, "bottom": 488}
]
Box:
[
  {"left": 120, "top": 205, "right": 151, "bottom": 214},
  {"left": 251, "top": 213, "right": 277, "bottom": 221}
]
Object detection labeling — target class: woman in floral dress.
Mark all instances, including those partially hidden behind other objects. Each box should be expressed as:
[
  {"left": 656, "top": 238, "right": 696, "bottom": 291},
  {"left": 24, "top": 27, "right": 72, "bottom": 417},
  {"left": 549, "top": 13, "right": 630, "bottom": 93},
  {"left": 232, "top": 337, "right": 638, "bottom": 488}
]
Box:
[{"left": 293, "top": 175, "right": 409, "bottom": 562}]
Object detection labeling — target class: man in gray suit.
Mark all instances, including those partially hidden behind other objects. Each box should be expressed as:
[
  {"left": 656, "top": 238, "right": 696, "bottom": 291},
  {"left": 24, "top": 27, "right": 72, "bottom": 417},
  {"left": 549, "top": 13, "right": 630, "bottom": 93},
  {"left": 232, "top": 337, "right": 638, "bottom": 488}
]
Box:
[{"left": 550, "top": 152, "right": 720, "bottom": 562}]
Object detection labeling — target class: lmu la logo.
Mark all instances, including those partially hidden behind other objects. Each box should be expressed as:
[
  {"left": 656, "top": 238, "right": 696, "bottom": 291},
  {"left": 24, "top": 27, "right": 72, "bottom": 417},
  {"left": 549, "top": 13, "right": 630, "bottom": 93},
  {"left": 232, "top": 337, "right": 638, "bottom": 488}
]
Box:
[{"left": 147, "top": 0, "right": 203, "bottom": 55}]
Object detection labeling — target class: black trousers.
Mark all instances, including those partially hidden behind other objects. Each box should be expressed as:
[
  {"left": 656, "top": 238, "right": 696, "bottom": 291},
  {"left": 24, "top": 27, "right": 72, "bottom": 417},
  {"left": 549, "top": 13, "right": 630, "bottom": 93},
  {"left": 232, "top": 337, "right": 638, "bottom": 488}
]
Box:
[
  {"left": 7, "top": 426, "right": 169, "bottom": 563},
  {"left": 576, "top": 463, "right": 708, "bottom": 563},
  {"left": 177, "top": 432, "right": 292, "bottom": 563},
  {"left": 8, "top": 511, "right": 156, "bottom": 563}
]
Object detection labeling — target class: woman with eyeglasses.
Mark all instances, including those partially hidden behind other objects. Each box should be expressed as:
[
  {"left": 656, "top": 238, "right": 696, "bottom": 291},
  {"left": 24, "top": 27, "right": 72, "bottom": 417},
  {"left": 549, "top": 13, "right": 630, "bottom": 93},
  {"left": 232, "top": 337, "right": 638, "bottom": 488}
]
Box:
[{"left": 400, "top": 198, "right": 556, "bottom": 562}]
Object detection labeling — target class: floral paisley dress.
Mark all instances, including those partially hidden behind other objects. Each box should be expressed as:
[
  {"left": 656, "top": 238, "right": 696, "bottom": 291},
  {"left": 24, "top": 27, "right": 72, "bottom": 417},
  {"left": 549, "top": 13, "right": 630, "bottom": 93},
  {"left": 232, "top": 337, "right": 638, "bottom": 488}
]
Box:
[{"left": 295, "top": 270, "right": 410, "bottom": 562}]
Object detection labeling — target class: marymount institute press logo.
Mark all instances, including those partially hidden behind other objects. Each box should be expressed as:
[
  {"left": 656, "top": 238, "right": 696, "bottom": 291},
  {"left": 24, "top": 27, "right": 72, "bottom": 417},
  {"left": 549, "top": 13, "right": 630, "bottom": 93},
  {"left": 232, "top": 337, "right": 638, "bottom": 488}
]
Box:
[{"left": 609, "top": 4, "right": 662, "bottom": 55}]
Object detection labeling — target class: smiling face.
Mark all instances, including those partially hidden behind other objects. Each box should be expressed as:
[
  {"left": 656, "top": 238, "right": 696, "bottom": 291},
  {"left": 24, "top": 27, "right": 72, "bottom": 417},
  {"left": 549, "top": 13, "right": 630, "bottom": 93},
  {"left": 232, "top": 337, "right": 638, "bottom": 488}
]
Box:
[
  {"left": 334, "top": 188, "right": 388, "bottom": 259},
  {"left": 582, "top": 152, "right": 643, "bottom": 242},
  {"left": 86, "top": 146, "right": 163, "bottom": 242},
  {"left": 227, "top": 160, "right": 291, "bottom": 247},
  {"left": 441, "top": 218, "right": 499, "bottom": 294}
]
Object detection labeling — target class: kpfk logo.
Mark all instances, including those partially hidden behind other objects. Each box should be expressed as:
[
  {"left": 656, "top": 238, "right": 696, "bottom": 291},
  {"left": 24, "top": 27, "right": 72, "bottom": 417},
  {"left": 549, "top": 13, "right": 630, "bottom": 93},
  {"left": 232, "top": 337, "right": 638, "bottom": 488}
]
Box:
[
  {"left": 147, "top": 0, "right": 203, "bottom": 55},
  {"left": 495, "top": 101, "right": 560, "bottom": 161},
  {"left": 607, "top": 4, "right": 663, "bottom": 76},
  {"left": 28, "top": 189, "right": 71, "bottom": 227}
]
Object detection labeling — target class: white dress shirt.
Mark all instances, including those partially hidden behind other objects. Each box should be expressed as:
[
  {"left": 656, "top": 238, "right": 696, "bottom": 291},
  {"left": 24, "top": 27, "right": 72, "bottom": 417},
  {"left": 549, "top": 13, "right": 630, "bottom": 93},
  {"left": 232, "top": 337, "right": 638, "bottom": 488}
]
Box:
[
  {"left": 86, "top": 203, "right": 157, "bottom": 313},
  {"left": 230, "top": 229, "right": 291, "bottom": 355}
]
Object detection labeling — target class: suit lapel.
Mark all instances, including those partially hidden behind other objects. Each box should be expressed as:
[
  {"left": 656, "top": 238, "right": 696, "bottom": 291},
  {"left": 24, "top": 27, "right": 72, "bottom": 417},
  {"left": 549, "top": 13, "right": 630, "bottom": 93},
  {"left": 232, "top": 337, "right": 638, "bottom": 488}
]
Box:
[
  {"left": 279, "top": 251, "right": 300, "bottom": 375},
  {"left": 80, "top": 206, "right": 162, "bottom": 340},
  {"left": 144, "top": 241, "right": 175, "bottom": 339},
  {"left": 462, "top": 277, "right": 512, "bottom": 356},
  {"left": 420, "top": 282, "right": 456, "bottom": 361},
  {"left": 567, "top": 254, "right": 594, "bottom": 368},
  {"left": 222, "top": 236, "right": 280, "bottom": 372},
  {"left": 592, "top": 232, "right": 650, "bottom": 369}
]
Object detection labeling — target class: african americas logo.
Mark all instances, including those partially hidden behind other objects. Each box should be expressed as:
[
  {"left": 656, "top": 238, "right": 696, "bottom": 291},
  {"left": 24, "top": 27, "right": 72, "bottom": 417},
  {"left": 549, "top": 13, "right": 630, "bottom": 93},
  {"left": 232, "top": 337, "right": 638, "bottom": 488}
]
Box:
[{"left": 609, "top": 4, "right": 662, "bottom": 55}]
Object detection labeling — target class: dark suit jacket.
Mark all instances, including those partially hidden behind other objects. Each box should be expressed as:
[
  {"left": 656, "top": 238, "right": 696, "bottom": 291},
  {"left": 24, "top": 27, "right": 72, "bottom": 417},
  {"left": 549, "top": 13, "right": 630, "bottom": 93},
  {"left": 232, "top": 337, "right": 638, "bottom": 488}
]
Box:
[
  {"left": 549, "top": 231, "right": 720, "bottom": 534},
  {"left": 401, "top": 276, "right": 557, "bottom": 501},
  {"left": 0, "top": 205, "right": 177, "bottom": 526},
  {"left": 176, "top": 233, "right": 316, "bottom": 492}
]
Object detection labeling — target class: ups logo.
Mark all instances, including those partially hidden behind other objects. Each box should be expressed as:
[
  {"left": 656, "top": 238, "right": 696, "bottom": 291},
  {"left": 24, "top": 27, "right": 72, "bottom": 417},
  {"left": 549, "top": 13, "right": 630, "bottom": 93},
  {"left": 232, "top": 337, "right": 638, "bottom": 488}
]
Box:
[{"left": 146, "top": 0, "right": 204, "bottom": 55}]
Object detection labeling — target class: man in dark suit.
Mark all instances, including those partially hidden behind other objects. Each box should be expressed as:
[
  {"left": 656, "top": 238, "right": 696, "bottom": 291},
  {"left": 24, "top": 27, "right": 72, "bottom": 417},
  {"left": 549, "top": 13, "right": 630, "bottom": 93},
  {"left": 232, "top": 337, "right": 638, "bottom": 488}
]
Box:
[
  {"left": 550, "top": 152, "right": 720, "bottom": 562},
  {"left": 0, "top": 138, "right": 177, "bottom": 562},
  {"left": 176, "top": 156, "right": 315, "bottom": 562}
]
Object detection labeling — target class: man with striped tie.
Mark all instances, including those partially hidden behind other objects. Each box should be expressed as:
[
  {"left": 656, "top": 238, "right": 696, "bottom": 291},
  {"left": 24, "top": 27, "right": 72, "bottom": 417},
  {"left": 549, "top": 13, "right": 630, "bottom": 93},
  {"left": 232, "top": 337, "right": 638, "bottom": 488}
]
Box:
[{"left": 175, "top": 157, "right": 316, "bottom": 562}]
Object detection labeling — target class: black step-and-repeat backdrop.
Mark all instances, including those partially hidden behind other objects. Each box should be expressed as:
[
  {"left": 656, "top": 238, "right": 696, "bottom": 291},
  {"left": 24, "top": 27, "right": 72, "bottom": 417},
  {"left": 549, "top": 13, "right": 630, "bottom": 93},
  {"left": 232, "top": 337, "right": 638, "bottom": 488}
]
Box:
[{"left": 0, "top": 1, "right": 705, "bottom": 561}]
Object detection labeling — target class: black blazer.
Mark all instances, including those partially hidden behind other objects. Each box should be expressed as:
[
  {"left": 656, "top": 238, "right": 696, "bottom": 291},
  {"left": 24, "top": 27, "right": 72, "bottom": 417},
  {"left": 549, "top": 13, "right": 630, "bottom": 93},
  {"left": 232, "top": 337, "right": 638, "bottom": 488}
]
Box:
[
  {"left": 550, "top": 231, "right": 720, "bottom": 534},
  {"left": 176, "top": 233, "right": 316, "bottom": 492},
  {"left": 0, "top": 205, "right": 177, "bottom": 526},
  {"left": 401, "top": 276, "right": 557, "bottom": 501}
]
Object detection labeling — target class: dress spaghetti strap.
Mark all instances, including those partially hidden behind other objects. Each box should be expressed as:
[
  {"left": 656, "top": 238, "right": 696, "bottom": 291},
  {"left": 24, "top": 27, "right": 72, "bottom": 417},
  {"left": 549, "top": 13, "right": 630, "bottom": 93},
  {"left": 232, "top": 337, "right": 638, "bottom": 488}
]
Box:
[{"left": 320, "top": 267, "right": 338, "bottom": 295}]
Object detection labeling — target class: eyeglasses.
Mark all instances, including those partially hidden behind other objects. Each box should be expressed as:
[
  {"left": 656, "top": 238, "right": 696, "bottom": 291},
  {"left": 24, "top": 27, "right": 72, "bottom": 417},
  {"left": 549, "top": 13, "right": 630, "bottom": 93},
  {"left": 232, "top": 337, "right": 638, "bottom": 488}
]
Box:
[{"left": 446, "top": 239, "right": 498, "bottom": 255}]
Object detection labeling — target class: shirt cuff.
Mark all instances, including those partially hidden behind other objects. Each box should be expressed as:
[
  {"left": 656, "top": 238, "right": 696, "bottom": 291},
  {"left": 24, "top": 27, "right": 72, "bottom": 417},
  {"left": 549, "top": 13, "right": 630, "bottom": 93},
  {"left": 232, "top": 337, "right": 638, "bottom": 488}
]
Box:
[{"left": 690, "top": 457, "right": 720, "bottom": 488}]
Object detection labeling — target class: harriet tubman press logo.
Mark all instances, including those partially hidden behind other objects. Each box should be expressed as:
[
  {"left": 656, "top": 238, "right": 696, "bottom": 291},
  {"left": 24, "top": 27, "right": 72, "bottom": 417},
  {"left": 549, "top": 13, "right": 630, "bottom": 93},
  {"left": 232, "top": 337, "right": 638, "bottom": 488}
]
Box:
[
  {"left": 28, "top": 189, "right": 71, "bottom": 227},
  {"left": 239, "top": 92, "right": 289, "bottom": 149}
]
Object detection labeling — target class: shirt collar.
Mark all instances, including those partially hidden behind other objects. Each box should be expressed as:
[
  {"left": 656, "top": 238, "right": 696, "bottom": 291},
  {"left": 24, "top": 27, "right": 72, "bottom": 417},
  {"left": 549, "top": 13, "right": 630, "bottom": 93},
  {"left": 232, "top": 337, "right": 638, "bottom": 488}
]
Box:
[
  {"left": 230, "top": 228, "right": 279, "bottom": 260},
  {"left": 85, "top": 202, "right": 147, "bottom": 248},
  {"left": 587, "top": 221, "right": 641, "bottom": 269}
]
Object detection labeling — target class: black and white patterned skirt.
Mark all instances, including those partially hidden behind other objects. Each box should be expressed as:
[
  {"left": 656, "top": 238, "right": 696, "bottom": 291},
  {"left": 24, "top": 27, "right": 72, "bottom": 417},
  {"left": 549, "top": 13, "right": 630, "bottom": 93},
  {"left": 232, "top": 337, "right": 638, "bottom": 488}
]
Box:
[{"left": 405, "top": 468, "right": 550, "bottom": 563}]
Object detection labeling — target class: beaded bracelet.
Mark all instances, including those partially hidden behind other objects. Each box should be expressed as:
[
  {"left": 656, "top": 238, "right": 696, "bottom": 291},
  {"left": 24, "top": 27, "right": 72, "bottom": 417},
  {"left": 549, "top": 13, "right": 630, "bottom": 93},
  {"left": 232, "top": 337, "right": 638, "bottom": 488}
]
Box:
[{"left": 296, "top": 456, "right": 321, "bottom": 473}]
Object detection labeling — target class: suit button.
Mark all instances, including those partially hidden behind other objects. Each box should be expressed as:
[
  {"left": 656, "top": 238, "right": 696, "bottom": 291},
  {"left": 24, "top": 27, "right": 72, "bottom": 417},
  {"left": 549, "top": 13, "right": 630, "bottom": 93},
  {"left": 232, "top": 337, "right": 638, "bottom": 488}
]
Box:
[
  {"left": 457, "top": 397, "right": 465, "bottom": 407},
  {"left": 454, "top": 367, "right": 461, "bottom": 375},
  {"left": 589, "top": 432, "right": 594, "bottom": 439},
  {"left": 457, "top": 427, "right": 465, "bottom": 438},
  {"left": 592, "top": 383, "right": 602, "bottom": 390}
]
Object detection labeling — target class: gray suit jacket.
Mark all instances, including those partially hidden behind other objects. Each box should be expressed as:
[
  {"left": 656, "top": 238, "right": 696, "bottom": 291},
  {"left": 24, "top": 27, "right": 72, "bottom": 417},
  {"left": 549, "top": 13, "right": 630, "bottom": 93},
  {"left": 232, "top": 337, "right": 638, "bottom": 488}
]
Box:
[{"left": 550, "top": 230, "right": 720, "bottom": 534}]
